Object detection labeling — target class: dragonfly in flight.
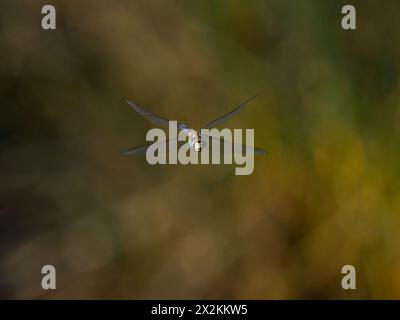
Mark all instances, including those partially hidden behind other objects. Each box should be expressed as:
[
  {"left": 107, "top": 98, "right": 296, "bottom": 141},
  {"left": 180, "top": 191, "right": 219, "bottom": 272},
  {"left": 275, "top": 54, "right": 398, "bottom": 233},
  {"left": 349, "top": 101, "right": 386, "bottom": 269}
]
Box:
[{"left": 123, "top": 95, "right": 267, "bottom": 155}]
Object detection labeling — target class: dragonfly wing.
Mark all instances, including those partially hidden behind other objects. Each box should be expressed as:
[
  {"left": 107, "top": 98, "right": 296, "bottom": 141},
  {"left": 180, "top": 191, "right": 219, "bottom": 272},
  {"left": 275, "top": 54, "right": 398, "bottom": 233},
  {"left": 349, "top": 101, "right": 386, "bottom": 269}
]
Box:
[
  {"left": 127, "top": 100, "right": 189, "bottom": 130},
  {"left": 203, "top": 94, "right": 258, "bottom": 129},
  {"left": 203, "top": 135, "right": 267, "bottom": 155},
  {"left": 122, "top": 139, "right": 187, "bottom": 156},
  {"left": 122, "top": 143, "right": 155, "bottom": 155}
]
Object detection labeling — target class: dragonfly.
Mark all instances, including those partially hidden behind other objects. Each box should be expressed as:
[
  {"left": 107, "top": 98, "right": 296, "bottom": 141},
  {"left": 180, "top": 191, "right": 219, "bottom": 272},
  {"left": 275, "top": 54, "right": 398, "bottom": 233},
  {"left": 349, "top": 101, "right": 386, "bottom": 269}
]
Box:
[{"left": 123, "top": 95, "right": 267, "bottom": 155}]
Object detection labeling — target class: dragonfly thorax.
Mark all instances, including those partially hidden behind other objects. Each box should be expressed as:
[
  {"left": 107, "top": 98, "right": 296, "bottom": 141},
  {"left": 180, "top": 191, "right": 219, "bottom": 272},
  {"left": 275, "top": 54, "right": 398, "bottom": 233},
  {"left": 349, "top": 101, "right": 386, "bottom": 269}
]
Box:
[{"left": 187, "top": 130, "right": 203, "bottom": 152}]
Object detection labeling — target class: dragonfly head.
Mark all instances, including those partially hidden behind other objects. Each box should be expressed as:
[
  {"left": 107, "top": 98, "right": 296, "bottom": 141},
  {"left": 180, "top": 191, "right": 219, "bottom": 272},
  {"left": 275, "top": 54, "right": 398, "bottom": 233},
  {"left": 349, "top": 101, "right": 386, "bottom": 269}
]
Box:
[{"left": 188, "top": 130, "right": 205, "bottom": 152}]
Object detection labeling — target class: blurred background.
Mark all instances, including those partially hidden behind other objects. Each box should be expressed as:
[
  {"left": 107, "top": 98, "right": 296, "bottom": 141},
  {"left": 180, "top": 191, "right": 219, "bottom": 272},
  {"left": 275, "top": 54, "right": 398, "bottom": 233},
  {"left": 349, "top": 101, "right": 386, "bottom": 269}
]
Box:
[{"left": 1, "top": 0, "right": 400, "bottom": 299}]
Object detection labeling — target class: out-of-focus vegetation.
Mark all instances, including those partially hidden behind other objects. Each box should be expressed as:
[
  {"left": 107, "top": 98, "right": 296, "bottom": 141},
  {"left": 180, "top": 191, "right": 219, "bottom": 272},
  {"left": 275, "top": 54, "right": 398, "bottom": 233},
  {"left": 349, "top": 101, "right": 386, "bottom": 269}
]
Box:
[{"left": 0, "top": 0, "right": 400, "bottom": 299}]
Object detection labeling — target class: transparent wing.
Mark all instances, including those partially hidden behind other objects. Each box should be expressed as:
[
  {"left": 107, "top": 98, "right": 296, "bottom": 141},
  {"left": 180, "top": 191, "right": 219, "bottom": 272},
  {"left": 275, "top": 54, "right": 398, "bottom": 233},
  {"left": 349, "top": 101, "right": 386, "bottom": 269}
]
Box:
[
  {"left": 122, "top": 143, "right": 156, "bottom": 155},
  {"left": 122, "top": 139, "right": 187, "bottom": 156},
  {"left": 203, "top": 94, "right": 258, "bottom": 129},
  {"left": 203, "top": 134, "right": 267, "bottom": 155},
  {"left": 127, "top": 100, "right": 189, "bottom": 130}
]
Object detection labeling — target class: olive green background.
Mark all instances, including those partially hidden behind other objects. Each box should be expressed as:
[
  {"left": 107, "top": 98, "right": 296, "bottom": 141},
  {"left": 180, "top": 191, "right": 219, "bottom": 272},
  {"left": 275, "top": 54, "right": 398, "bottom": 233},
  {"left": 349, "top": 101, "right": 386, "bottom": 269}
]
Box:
[{"left": 1, "top": 0, "right": 399, "bottom": 299}]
